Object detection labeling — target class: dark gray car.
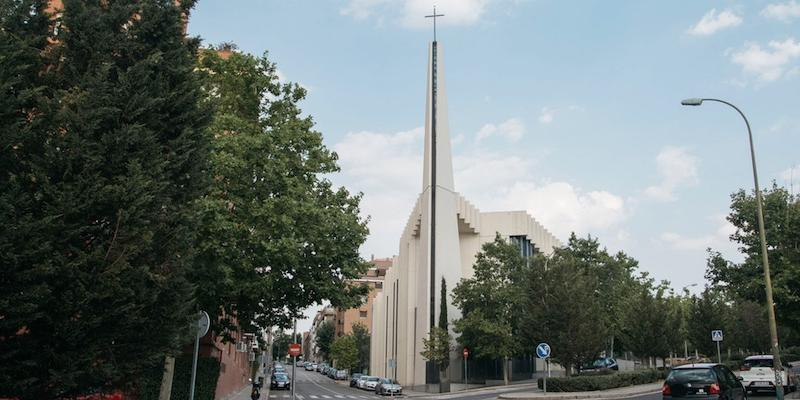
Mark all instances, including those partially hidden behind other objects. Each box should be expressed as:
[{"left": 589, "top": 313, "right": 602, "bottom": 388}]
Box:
[{"left": 663, "top": 363, "right": 746, "bottom": 399}]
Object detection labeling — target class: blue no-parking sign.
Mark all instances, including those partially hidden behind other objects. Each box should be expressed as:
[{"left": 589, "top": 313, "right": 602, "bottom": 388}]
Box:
[{"left": 536, "top": 343, "right": 551, "bottom": 359}]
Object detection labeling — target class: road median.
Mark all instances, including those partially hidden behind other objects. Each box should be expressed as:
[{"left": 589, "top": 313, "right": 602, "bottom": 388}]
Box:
[{"left": 497, "top": 382, "right": 663, "bottom": 400}]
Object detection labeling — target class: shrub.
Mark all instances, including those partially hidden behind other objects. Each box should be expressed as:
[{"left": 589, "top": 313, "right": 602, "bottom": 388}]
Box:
[
  {"left": 537, "top": 369, "right": 664, "bottom": 392},
  {"left": 135, "top": 356, "right": 220, "bottom": 400}
]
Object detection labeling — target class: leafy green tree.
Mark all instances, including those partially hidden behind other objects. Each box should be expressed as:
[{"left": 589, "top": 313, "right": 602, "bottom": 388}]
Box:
[
  {"left": 315, "top": 321, "right": 336, "bottom": 362},
  {"left": 619, "top": 276, "right": 671, "bottom": 366},
  {"left": 1, "top": 1, "right": 209, "bottom": 398},
  {"left": 272, "top": 330, "right": 293, "bottom": 361},
  {"left": 520, "top": 236, "right": 609, "bottom": 376},
  {"left": 422, "top": 277, "right": 452, "bottom": 392},
  {"left": 687, "top": 289, "right": 729, "bottom": 357},
  {"left": 351, "top": 322, "right": 371, "bottom": 373},
  {"left": 331, "top": 334, "right": 359, "bottom": 372},
  {"left": 453, "top": 234, "right": 525, "bottom": 385},
  {"left": 706, "top": 186, "right": 800, "bottom": 334},
  {"left": 191, "top": 47, "right": 370, "bottom": 338}
]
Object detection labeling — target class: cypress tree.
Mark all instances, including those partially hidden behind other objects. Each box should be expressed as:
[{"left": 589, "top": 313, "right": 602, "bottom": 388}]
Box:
[{"left": 0, "top": 1, "right": 210, "bottom": 398}]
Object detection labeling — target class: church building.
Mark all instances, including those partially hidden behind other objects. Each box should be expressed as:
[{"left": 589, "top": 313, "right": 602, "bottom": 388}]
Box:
[{"left": 369, "top": 38, "right": 562, "bottom": 390}]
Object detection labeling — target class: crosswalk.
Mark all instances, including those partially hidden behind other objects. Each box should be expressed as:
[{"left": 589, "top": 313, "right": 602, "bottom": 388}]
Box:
[{"left": 268, "top": 395, "right": 387, "bottom": 399}]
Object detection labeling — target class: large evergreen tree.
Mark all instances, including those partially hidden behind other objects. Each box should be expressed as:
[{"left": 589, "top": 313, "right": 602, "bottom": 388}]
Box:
[
  {"left": 0, "top": 1, "right": 209, "bottom": 398},
  {"left": 192, "top": 48, "right": 370, "bottom": 337}
]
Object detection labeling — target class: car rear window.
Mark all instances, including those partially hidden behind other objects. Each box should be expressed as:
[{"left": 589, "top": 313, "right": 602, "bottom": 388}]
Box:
[
  {"left": 274, "top": 374, "right": 288, "bottom": 381},
  {"left": 667, "top": 368, "right": 716, "bottom": 384},
  {"left": 368, "top": 377, "right": 380, "bottom": 381},
  {"left": 744, "top": 359, "right": 773, "bottom": 368}
]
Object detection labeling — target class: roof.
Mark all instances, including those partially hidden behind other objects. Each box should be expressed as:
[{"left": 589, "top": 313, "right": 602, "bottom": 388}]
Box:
[
  {"left": 744, "top": 355, "right": 773, "bottom": 360},
  {"left": 673, "top": 363, "right": 720, "bottom": 369}
]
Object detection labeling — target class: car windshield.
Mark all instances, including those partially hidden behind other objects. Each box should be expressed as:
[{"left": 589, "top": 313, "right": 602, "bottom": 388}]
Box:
[
  {"left": 274, "top": 374, "right": 288, "bottom": 382},
  {"left": 352, "top": 374, "right": 362, "bottom": 379},
  {"left": 745, "top": 359, "right": 774, "bottom": 368},
  {"left": 368, "top": 377, "right": 380, "bottom": 382},
  {"left": 667, "top": 368, "right": 716, "bottom": 384},
  {"left": 381, "top": 378, "right": 392, "bottom": 384}
]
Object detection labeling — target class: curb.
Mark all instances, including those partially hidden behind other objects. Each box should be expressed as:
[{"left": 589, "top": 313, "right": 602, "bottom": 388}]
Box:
[{"left": 497, "top": 386, "right": 662, "bottom": 400}]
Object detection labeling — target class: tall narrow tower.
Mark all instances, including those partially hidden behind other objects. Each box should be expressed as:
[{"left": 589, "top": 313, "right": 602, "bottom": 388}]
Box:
[{"left": 418, "top": 38, "right": 462, "bottom": 385}]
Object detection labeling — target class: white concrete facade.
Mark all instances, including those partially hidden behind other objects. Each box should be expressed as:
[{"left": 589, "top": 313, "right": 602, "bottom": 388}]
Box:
[{"left": 369, "top": 41, "right": 561, "bottom": 389}]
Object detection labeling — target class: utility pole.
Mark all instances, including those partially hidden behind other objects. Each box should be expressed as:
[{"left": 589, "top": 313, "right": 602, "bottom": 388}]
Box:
[{"left": 292, "top": 319, "right": 297, "bottom": 400}]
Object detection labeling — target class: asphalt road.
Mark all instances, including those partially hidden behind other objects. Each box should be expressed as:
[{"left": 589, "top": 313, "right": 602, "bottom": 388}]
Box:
[{"left": 269, "top": 367, "right": 389, "bottom": 400}]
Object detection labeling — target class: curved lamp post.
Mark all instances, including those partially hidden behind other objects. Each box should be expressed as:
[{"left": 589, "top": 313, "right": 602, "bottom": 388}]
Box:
[{"left": 681, "top": 98, "right": 784, "bottom": 400}]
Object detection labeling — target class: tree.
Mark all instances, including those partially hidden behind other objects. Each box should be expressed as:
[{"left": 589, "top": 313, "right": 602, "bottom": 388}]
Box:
[
  {"left": 191, "top": 47, "right": 370, "bottom": 338},
  {"left": 453, "top": 234, "right": 525, "bottom": 385},
  {"left": 520, "top": 235, "right": 610, "bottom": 376},
  {"left": 315, "top": 321, "right": 335, "bottom": 362},
  {"left": 619, "top": 275, "right": 672, "bottom": 366},
  {"left": 686, "top": 289, "right": 729, "bottom": 357},
  {"left": 331, "top": 334, "right": 359, "bottom": 372},
  {"left": 422, "top": 277, "right": 452, "bottom": 392},
  {"left": 272, "top": 330, "right": 293, "bottom": 361},
  {"left": 706, "top": 186, "right": 800, "bottom": 335},
  {"left": 1, "top": 1, "right": 210, "bottom": 398},
  {"left": 351, "top": 322, "right": 371, "bottom": 373}
]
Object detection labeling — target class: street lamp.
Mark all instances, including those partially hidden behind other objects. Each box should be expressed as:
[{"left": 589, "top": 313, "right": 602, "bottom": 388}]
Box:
[{"left": 681, "top": 98, "right": 785, "bottom": 400}]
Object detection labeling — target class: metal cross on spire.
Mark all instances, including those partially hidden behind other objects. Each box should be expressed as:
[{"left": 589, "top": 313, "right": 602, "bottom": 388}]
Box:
[{"left": 425, "top": 6, "right": 445, "bottom": 42}]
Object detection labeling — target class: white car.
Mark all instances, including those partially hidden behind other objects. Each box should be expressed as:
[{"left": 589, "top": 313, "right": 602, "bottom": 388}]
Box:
[
  {"left": 363, "top": 376, "right": 380, "bottom": 390},
  {"left": 737, "top": 355, "right": 797, "bottom": 393},
  {"left": 356, "top": 375, "right": 372, "bottom": 389}
]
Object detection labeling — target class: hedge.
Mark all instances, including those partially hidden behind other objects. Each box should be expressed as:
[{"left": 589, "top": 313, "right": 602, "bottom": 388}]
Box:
[
  {"left": 537, "top": 369, "right": 667, "bottom": 392},
  {"left": 135, "top": 356, "right": 220, "bottom": 400}
]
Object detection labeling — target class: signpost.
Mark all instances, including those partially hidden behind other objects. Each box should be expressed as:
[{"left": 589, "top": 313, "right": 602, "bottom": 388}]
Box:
[
  {"left": 536, "top": 343, "right": 551, "bottom": 394},
  {"left": 712, "top": 330, "right": 723, "bottom": 364},
  {"left": 463, "top": 347, "right": 469, "bottom": 390},
  {"left": 189, "top": 311, "right": 210, "bottom": 400}
]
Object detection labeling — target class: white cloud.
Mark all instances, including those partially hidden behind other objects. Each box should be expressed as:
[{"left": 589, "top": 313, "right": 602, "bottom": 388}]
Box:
[
  {"left": 761, "top": 1, "right": 800, "bottom": 22},
  {"left": 781, "top": 164, "right": 800, "bottom": 184},
  {"left": 475, "top": 181, "right": 628, "bottom": 239},
  {"left": 332, "top": 124, "right": 630, "bottom": 257},
  {"left": 731, "top": 38, "right": 800, "bottom": 82},
  {"left": 660, "top": 215, "right": 736, "bottom": 252},
  {"left": 475, "top": 117, "right": 525, "bottom": 142},
  {"left": 538, "top": 107, "right": 554, "bottom": 124},
  {"left": 339, "top": 0, "right": 490, "bottom": 28},
  {"left": 687, "top": 8, "right": 742, "bottom": 36},
  {"left": 644, "top": 146, "right": 699, "bottom": 202},
  {"left": 340, "top": 0, "right": 390, "bottom": 20}
]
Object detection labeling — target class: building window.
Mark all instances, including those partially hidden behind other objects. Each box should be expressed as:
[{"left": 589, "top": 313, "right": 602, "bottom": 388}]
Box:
[
  {"left": 510, "top": 235, "right": 536, "bottom": 258},
  {"left": 360, "top": 310, "right": 367, "bottom": 318},
  {"left": 375, "top": 282, "right": 383, "bottom": 289}
]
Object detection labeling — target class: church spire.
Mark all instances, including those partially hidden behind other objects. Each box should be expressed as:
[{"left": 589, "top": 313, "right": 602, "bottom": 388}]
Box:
[{"left": 422, "top": 41, "right": 455, "bottom": 194}]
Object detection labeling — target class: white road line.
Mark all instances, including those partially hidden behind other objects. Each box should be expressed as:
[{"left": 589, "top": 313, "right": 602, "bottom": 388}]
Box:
[
  {"left": 321, "top": 396, "right": 332, "bottom": 399},
  {"left": 309, "top": 396, "right": 318, "bottom": 399},
  {"left": 297, "top": 395, "right": 304, "bottom": 399},
  {"left": 335, "top": 396, "right": 345, "bottom": 399}
]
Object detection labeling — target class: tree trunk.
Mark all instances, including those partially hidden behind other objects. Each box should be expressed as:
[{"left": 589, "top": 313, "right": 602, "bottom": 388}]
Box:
[
  {"left": 439, "top": 365, "right": 450, "bottom": 393},
  {"left": 158, "top": 355, "right": 175, "bottom": 400},
  {"left": 503, "top": 357, "right": 509, "bottom": 385}
]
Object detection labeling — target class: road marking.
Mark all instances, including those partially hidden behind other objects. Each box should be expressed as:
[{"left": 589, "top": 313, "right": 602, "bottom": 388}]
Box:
[
  {"left": 308, "top": 396, "right": 318, "bottom": 399},
  {"left": 335, "top": 396, "right": 345, "bottom": 399},
  {"left": 321, "top": 396, "right": 331, "bottom": 399}
]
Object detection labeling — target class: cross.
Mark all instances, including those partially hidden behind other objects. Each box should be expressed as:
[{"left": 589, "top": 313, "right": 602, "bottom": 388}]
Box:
[{"left": 425, "top": 6, "right": 445, "bottom": 42}]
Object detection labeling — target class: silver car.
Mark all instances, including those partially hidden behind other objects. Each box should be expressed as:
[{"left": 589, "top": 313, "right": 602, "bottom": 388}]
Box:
[
  {"left": 363, "top": 376, "right": 381, "bottom": 390},
  {"left": 375, "top": 378, "right": 402, "bottom": 395}
]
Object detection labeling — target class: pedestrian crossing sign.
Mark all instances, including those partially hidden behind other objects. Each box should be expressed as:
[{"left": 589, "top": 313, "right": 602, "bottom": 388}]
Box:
[{"left": 711, "top": 330, "right": 723, "bottom": 342}]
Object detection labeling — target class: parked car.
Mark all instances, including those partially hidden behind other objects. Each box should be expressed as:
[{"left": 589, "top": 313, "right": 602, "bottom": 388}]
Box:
[
  {"left": 350, "top": 373, "right": 363, "bottom": 387},
  {"left": 363, "top": 376, "right": 381, "bottom": 390},
  {"left": 311, "top": 363, "right": 319, "bottom": 371},
  {"left": 335, "top": 369, "right": 348, "bottom": 380},
  {"left": 296, "top": 360, "right": 304, "bottom": 367},
  {"left": 327, "top": 368, "right": 337, "bottom": 378},
  {"left": 271, "top": 373, "right": 291, "bottom": 390},
  {"left": 737, "top": 355, "right": 797, "bottom": 394},
  {"left": 375, "top": 378, "right": 403, "bottom": 395},
  {"left": 356, "top": 375, "right": 372, "bottom": 389},
  {"left": 580, "top": 357, "right": 619, "bottom": 372},
  {"left": 663, "top": 363, "right": 745, "bottom": 399},
  {"left": 304, "top": 362, "right": 314, "bottom": 371}
]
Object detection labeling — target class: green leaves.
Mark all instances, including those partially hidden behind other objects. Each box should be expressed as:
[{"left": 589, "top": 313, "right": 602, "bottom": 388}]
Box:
[
  {"left": 420, "top": 326, "right": 452, "bottom": 367},
  {"left": 331, "top": 334, "right": 359, "bottom": 372},
  {"left": 191, "top": 49, "right": 369, "bottom": 336},
  {"left": 315, "top": 321, "right": 336, "bottom": 362}
]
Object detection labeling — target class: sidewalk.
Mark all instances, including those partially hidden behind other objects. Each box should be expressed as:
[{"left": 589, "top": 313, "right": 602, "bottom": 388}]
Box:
[{"left": 497, "top": 382, "right": 663, "bottom": 400}]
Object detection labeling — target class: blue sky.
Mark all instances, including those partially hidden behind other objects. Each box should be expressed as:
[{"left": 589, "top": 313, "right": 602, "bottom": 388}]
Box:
[{"left": 188, "top": 1, "right": 799, "bottom": 325}]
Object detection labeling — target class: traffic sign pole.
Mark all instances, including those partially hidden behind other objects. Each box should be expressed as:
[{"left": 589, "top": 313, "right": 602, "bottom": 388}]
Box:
[
  {"left": 716, "top": 341, "right": 721, "bottom": 364},
  {"left": 292, "top": 319, "right": 297, "bottom": 400},
  {"left": 536, "top": 343, "right": 551, "bottom": 394},
  {"left": 463, "top": 347, "right": 469, "bottom": 390},
  {"left": 189, "top": 311, "right": 210, "bottom": 400}
]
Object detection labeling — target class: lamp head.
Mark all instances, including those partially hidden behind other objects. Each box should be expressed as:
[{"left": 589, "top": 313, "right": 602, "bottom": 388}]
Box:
[{"left": 681, "top": 98, "right": 704, "bottom": 106}]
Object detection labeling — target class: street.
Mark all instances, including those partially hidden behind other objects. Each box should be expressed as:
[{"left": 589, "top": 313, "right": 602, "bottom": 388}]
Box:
[{"left": 270, "top": 367, "right": 387, "bottom": 400}]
